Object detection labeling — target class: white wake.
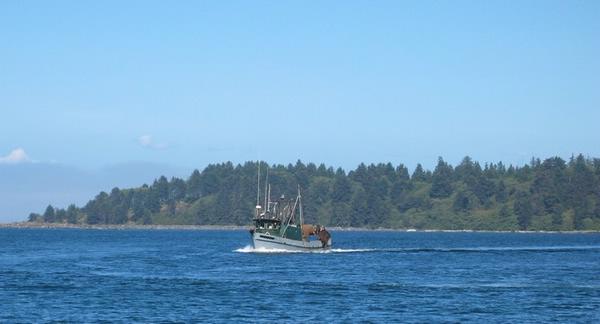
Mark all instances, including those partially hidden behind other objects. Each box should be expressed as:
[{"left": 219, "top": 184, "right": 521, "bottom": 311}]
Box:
[
  {"left": 233, "top": 245, "right": 374, "bottom": 254},
  {"left": 234, "top": 245, "right": 600, "bottom": 254}
]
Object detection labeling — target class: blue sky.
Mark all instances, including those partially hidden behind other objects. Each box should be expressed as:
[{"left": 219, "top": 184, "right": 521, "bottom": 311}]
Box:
[{"left": 1, "top": 1, "right": 599, "bottom": 172}]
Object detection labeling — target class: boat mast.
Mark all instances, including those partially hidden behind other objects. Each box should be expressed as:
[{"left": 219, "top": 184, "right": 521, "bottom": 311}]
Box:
[
  {"left": 256, "top": 161, "right": 261, "bottom": 218},
  {"left": 298, "top": 185, "right": 304, "bottom": 226},
  {"left": 267, "top": 184, "right": 271, "bottom": 213},
  {"left": 263, "top": 166, "right": 269, "bottom": 214}
]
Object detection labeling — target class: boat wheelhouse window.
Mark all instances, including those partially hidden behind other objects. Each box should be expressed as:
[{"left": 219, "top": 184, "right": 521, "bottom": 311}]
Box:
[{"left": 255, "top": 219, "right": 280, "bottom": 229}]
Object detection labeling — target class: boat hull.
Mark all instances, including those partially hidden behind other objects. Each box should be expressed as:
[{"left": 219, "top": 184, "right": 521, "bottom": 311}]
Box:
[{"left": 252, "top": 232, "right": 331, "bottom": 251}]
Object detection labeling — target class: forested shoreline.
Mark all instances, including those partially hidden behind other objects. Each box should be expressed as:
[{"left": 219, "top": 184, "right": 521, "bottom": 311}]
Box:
[{"left": 29, "top": 155, "right": 600, "bottom": 231}]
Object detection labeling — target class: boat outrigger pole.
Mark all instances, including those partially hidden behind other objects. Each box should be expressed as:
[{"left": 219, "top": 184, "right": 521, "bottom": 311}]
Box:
[{"left": 298, "top": 185, "right": 304, "bottom": 227}]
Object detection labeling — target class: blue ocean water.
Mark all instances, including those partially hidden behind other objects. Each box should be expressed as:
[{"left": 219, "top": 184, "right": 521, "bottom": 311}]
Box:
[{"left": 1, "top": 229, "right": 599, "bottom": 323}]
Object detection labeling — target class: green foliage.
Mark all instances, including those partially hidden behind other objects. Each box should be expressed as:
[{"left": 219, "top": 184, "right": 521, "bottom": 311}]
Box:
[
  {"left": 411, "top": 163, "right": 428, "bottom": 182},
  {"left": 31, "top": 155, "right": 600, "bottom": 231},
  {"left": 430, "top": 157, "right": 453, "bottom": 198},
  {"left": 514, "top": 190, "right": 533, "bottom": 230},
  {"left": 43, "top": 205, "right": 55, "bottom": 223},
  {"left": 186, "top": 169, "right": 202, "bottom": 201},
  {"left": 28, "top": 213, "right": 42, "bottom": 222},
  {"left": 66, "top": 204, "right": 79, "bottom": 224}
]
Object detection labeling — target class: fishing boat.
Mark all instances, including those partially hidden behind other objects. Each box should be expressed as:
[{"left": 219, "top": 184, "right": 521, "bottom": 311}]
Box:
[{"left": 249, "top": 166, "right": 332, "bottom": 251}]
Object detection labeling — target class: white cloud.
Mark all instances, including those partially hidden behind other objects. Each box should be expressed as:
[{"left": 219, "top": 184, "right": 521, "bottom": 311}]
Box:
[
  {"left": 0, "top": 148, "right": 31, "bottom": 164},
  {"left": 139, "top": 135, "right": 153, "bottom": 147},
  {"left": 138, "top": 135, "right": 169, "bottom": 150}
]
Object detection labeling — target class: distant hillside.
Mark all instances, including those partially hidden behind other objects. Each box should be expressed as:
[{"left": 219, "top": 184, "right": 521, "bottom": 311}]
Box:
[{"left": 29, "top": 155, "right": 600, "bottom": 231}]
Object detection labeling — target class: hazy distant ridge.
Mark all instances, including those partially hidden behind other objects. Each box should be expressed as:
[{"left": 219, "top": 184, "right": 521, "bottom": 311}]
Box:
[{"left": 0, "top": 162, "right": 187, "bottom": 222}]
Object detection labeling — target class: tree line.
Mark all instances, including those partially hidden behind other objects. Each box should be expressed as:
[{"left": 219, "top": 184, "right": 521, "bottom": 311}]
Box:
[{"left": 29, "top": 154, "right": 600, "bottom": 230}]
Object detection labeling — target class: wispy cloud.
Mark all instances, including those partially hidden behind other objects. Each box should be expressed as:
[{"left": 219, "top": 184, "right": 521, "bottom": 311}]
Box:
[
  {"left": 0, "top": 148, "right": 31, "bottom": 164},
  {"left": 138, "top": 135, "right": 169, "bottom": 150}
]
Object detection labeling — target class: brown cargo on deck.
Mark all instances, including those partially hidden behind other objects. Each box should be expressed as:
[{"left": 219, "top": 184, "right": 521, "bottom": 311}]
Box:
[{"left": 302, "top": 224, "right": 316, "bottom": 239}]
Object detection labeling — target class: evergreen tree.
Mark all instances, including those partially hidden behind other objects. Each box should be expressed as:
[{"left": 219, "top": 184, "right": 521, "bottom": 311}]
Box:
[
  {"left": 350, "top": 163, "right": 369, "bottom": 186},
  {"left": 455, "top": 156, "right": 476, "bottom": 181},
  {"left": 55, "top": 208, "right": 67, "bottom": 223},
  {"left": 472, "top": 176, "right": 496, "bottom": 205},
  {"left": 66, "top": 204, "right": 79, "bottom": 224},
  {"left": 170, "top": 177, "right": 187, "bottom": 201},
  {"left": 200, "top": 166, "right": 221, "bottom": 196},
  {"left": 514, "top": 191, "right": 533, "bottom": 230},
  {"left": 350, "top": 187, "right": 368, "bottom": 227},
  {"left": 453, "top": 190, "right": 471, "bottom": 212},
  {"left": 146, "top": 188, "right": 161, "bottom": 213},
  {"left": 568, "top": 154, "right": 595, "bottom": 229},
  {"left": 28, "top": 213, "right": 41, "bottom": 222},
  {"left": 411, "top": 164, "right": 427, "bottom": 182},
  {"left": 43, "top": 205, "right": 55, "bottom": 223},
  {"left": 186, "top": 169, "right": 202, "bottom": 200},
  {"left": 396, "top": 164, "right": 410, "bottom": 182},
  {"left": 154, "top": 176, "right": 170, "bottom": 203},
  {"left": 430, "top": 157, "right": 453, "bottom": 198},
  {"left": 496, "top": 180, "right": 508, "bottom": 203},
  {"left": 131, "top": 190, "right": 146, "bottom": 222},
  {"left": 332, "top": 169, "right": 352, "bottom": 202},
  {"left": 531, "top": 157, "right": 566, "bottom": 215}
]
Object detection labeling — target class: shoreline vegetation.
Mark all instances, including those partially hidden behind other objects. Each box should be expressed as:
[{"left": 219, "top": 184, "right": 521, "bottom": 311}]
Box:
[
  {"left": 1, "top": 222, "right": 598, "bottom": 233},
  {"left": 25, "top": 155, "right": 600, "bottom": 231}
]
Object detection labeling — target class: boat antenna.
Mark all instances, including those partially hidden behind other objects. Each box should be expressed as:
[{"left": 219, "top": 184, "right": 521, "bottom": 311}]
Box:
[{"left": 263, "top": 166, "right": 269, "bottom": 214}]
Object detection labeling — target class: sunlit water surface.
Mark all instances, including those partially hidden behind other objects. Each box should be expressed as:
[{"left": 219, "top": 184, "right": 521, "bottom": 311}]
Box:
[{"left": 1, "top": 229, "right": 599, "bottom": 322}]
